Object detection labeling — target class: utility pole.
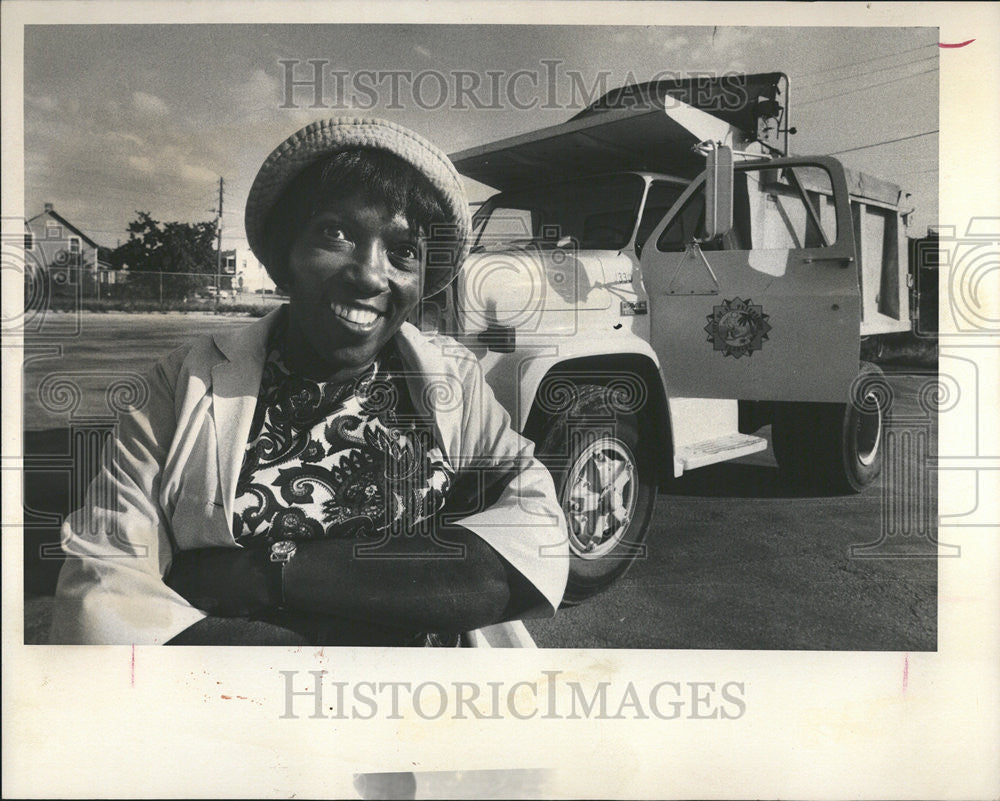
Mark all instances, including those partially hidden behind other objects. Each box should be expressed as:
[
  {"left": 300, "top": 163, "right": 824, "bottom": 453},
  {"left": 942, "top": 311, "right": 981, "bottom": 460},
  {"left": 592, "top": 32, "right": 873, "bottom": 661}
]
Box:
[{"left": 214, "top": 176, "right": 224, "bottom": 313}]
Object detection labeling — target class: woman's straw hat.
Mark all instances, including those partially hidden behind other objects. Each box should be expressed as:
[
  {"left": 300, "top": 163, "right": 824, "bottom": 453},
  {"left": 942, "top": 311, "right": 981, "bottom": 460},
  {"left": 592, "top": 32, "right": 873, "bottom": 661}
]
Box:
[{"left": 244, "top": 117, "right": 471, "bottom": 294}]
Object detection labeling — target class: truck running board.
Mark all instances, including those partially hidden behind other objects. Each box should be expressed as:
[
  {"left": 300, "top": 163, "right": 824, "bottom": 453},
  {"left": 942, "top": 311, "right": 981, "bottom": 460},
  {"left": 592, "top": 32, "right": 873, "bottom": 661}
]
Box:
[{"left": 673, "top": 433, "right": 768, "bottom": 477}]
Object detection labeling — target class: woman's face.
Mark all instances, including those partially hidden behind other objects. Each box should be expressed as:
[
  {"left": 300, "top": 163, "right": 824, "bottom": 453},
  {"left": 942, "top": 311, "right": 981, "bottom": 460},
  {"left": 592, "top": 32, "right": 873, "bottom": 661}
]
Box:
[{"left": 282, "top": 188, "right": 424, "bottom": 381}]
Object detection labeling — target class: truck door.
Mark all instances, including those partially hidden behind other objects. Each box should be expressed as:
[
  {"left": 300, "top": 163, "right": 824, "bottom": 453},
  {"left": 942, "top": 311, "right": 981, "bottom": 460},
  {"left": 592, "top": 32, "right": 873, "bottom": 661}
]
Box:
[{"left": 639, "top": 156, "right": 860, "bottom": 403}]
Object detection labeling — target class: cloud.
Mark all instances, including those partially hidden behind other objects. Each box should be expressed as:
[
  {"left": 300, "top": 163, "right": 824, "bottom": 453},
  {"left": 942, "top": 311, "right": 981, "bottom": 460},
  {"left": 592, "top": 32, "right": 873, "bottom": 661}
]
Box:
[
  {"left": 234, "top": 68, "right": 280, "bottom": 111},
  {"left": 127, "top": 156, "right": 155, "bottom": 174},
  {"left": 25, "top": 149, "right": 49, "bottom": 178},
  {"left": 112, "top": 131, "right": 146, "bottom": 148},
  {"left": 660, "top": 35, "right": 690, "bottom": 53},
  {"left": 26, "top": 94, "right": 58, "bottom": 112},
  {"left": 180, "top": 163, "right": 217, "bottom": 183},
  {"left": 132, "top": 91, "right": 169, "bottom": 117},
  {"left": 685, "top": 27, "right": 772, "bottom": 68},
  {"left": 710, "top": 27, "right": 757, "bottom": 51}
]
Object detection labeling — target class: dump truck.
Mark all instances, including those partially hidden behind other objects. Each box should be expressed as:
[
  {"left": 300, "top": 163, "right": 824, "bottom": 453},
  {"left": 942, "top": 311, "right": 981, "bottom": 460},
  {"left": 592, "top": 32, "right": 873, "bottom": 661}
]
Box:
[{"left": 429, "top": 73, "right": 915, "bottom": 601}]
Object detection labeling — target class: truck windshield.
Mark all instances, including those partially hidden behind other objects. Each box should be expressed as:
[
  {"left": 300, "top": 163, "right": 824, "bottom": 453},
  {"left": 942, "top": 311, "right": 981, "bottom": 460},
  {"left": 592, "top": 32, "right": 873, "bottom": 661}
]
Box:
[{"left": 471, "top": 174, "right": 646, "bottom": 252}]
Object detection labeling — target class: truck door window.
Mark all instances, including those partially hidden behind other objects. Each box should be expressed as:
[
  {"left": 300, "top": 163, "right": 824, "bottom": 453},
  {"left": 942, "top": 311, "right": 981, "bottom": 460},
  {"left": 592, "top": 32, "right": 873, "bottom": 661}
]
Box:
[
  {"left": 471, "top": 174, "right": 645, "bottom": 252},
  {"left": 654, "top": 187, "right": 727, "bottom": 252},
  {"left": 654, "top": 163, "right": 839, "bottom": 261},
  {"left": 472, "top": 205, "right": 535, "bottom": 251},
  {"left": 581, "top": 208, "right": 636, "bottom": 250},
  {"left": 634, "top": 181, "right": 684, "bottom": 255},
  {"left": 744, "top": 165, "right": 838, "bottom": 250}
]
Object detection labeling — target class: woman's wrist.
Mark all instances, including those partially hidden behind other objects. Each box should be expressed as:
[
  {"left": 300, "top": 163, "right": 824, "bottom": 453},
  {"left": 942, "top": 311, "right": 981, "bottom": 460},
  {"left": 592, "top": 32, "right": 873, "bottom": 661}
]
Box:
[{"left": 266, "top": 540, "right": 298, "bottom": 610}]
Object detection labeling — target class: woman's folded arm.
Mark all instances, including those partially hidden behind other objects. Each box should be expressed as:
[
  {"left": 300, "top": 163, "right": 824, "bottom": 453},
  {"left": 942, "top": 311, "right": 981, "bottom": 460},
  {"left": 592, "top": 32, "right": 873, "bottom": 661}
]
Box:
[{"left": 165, "top": 523, "right": 513, "bottom": 636}]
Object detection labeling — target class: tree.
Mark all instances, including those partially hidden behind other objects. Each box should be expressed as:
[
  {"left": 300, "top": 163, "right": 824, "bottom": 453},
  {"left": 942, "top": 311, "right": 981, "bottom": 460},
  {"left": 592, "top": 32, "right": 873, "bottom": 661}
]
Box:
[
  {"left": 96, "top": 245, "right": 114, "bottom": 267},
  {"left": 110, "top": 211, "right": 218, "bottom": 300}
]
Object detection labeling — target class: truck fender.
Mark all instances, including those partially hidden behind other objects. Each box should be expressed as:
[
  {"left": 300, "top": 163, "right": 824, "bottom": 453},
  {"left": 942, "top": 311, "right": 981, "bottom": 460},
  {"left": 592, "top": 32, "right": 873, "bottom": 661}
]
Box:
[{"left": 510, "top": 343, "right": 674, "bottom": 485}]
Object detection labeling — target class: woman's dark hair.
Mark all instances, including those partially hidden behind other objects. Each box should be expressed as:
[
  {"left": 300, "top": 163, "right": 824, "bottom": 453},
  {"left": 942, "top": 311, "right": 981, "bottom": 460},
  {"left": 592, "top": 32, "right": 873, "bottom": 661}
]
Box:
[{"left": 261, "top": 148, "right": 456, "bottom": 290}]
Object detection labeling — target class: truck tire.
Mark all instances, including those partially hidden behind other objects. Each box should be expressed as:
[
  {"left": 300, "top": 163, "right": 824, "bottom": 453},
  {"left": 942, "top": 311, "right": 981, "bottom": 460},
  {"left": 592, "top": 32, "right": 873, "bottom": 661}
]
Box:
[
  {"left": 532, "top": 382, "right": 656, "bottom": 603},
  {"left": 772, "top": 362, "right": 888, "bottom": 494}
]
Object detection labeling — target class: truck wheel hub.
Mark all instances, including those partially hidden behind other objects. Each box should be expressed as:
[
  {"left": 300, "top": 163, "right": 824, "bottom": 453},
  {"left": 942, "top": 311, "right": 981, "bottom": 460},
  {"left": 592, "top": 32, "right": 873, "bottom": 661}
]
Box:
[{"left": 563, "top": 438, "right": 638, "bottom": 559}]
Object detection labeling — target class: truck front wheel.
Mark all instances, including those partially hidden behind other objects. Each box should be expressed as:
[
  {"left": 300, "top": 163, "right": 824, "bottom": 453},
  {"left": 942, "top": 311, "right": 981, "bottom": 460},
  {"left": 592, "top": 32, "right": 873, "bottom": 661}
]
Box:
[
  {"left": 772, "top": 362, "right": 888, "bottom": 494},
  {"left": 533, "top": 383, "right": 656, "bottom": 603}
]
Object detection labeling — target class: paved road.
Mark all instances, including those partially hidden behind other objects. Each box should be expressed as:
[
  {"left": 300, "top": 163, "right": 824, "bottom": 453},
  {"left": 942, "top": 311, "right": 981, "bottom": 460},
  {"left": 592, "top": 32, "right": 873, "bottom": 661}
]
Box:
[
  {"left": 22, "top": 312, "right": 251, "bottom": 430},
  {"left": 526, "top": 370, "right": 938, "bottom": 650},
  {"left": 22, "top": 314, "right": 937, "bottom": 650}
]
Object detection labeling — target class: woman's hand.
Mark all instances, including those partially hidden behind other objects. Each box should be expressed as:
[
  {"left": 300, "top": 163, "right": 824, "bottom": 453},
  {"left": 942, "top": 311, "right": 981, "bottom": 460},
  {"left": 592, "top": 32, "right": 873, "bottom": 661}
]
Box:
[{"left": 165, "top": 547, "right": 273, "bottom": 617}]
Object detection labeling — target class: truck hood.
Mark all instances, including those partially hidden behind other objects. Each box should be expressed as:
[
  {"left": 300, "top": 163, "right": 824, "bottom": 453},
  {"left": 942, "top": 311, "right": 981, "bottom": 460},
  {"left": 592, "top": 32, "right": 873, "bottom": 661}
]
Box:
[{"left": 456, "top": 248, "right": 612, "bottom": 328}]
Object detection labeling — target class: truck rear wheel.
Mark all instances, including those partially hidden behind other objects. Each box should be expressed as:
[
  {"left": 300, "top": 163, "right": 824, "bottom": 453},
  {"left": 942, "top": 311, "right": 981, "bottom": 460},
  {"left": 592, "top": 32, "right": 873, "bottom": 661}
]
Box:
[
  {"left": 772, "top": 362, "right": 887, "bottom": 494},
  {"left": 532, "top": 382, "right": 656, "bottom": 604}
]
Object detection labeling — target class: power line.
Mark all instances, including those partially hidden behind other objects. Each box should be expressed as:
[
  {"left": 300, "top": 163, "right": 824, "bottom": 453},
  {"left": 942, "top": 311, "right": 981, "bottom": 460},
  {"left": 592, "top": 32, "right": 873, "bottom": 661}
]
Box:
[
  {"left": 797, "top": 67, "right": 938, "bottom": 107},
  {"left": 797, "top": 54, "right": 938, "bottom": 93},
  {"left": 827, "top": 130, "right": 939, "bottom": 156},
  {"left": 793, "top": 40, "right": 938, "bottom": 80}
]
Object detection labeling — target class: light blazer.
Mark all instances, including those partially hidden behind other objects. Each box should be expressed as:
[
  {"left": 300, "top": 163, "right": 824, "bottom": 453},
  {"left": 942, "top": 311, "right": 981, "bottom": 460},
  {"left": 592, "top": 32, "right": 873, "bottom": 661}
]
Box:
[{"left": 51, "top": 309, "right": 569, "bottom": 644}]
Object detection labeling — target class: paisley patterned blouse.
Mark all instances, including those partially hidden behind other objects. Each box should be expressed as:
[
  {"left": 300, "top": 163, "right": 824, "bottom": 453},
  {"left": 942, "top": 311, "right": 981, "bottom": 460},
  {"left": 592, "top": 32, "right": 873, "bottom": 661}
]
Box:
[
  {"left": 232, "top": 329, "right": 455, "bottom": 548},
  {"left": 231, "top": 321, "right": 463, "bottom": 646}
]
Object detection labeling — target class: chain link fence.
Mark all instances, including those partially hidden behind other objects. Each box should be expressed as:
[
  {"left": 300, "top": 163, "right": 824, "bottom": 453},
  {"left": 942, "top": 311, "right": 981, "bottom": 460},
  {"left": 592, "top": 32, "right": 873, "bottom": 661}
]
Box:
[{"left": 27, "top": 264, "right": 287, "bottom": 313}]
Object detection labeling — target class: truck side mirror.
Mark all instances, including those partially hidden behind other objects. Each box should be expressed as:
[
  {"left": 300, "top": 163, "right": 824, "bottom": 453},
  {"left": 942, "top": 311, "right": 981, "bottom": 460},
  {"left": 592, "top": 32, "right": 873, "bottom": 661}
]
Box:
[{"left": 704, "top": 145, "right": 734, "bottom": 240}]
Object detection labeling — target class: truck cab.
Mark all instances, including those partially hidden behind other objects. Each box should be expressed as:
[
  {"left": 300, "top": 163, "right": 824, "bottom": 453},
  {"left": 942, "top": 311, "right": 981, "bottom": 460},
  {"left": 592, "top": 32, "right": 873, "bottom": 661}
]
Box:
[{"left": 462, "top": 170, "right": 685, "bottom": 344}]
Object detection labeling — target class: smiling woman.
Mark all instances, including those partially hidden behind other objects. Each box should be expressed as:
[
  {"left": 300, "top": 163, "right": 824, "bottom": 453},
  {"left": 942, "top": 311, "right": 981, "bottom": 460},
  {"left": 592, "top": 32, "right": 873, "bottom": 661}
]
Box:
[
  {"left": 270, "top": 154, "right": 437, "bottom": 381},
  {"left": 50, "top": 118, "right": 569, "bottom": 646}
]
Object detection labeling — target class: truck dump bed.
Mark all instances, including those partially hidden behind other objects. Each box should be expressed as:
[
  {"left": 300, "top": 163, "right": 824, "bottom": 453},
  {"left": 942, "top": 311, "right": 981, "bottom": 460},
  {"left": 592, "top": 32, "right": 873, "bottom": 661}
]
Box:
[
  {"left": 451, "top": 103, "right": 720, "bottom": 190},
  {"left": 451, "top": 73, "right": 787, "bottom": 191}
]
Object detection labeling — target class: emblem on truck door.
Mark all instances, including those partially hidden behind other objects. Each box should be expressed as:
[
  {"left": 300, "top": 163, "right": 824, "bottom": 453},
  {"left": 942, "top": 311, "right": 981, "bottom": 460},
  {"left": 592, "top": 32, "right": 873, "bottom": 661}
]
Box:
[{"left": 705, "top": 297, "right": 772, "bottom": 359}]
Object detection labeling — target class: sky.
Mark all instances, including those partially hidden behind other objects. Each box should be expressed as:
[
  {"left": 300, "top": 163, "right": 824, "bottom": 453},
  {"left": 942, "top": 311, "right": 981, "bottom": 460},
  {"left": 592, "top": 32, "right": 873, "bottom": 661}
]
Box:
[{"left": 23, "top": 24, "right": 939, "bottom": 249}]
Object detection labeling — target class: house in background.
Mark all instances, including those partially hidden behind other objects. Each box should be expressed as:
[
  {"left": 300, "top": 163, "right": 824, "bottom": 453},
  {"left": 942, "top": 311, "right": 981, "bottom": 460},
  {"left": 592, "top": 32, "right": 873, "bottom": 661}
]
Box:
[
  {"left": 25, "top": 203, "right": 107, "bottom": 271},
  {"left": 222, "top": 244, "right": 279, "bottom": 296},
  {"left": 24, "top": 204, "right": 116, "bottom": 292}
]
